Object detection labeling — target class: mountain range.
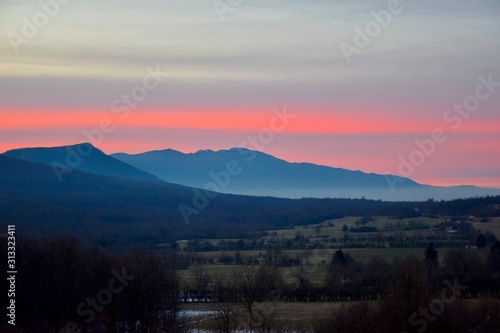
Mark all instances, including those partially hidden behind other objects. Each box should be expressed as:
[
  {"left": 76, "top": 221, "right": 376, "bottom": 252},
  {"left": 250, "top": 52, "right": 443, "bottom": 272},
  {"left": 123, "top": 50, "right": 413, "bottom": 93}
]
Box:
[
  {"left": 112, "top": 147, "right": 500, "bottom": 201},
  {"left": 2, "top": 143, "right": 500, "bottom": 246},
  {"left": 4, "top": 143, "right": 500, "bottom": 201},
  {"left": 0, "top": 152, "right": 403, "bottom": 244}
]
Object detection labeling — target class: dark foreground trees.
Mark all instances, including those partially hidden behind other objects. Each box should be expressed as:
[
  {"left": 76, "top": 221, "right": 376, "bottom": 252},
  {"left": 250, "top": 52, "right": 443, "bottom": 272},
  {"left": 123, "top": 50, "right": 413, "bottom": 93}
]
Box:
[
  {"left": 0, "top": 236, "right": 184, "bottom": 333},
  {"left": 314, "top": 245, "right": 500, "bottom": 333},
  {"left": 2, "top": 233, "right": 500, "bottom": 333}
]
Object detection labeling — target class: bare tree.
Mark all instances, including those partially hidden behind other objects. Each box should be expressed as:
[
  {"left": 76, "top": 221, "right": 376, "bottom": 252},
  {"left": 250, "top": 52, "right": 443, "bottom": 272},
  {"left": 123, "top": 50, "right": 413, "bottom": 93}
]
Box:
[
  {"left": 190, "top": 262, "right": 211, "bottom": 301},
  {"left": 232, "top": 264, "right": 283, "bottom": 333},
  {"left": 444, "top": 248, "right": 482, "bottom": 278},
  {"left": 123, "top": 247, "right": 184, "bottom": 333},
  {"left": 210, "top": 273, "right": 239, "bottom": 333}
]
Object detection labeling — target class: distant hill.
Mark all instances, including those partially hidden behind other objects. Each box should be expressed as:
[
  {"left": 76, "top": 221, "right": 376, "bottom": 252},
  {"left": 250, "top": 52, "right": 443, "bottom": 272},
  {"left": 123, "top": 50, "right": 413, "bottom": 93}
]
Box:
[
  {"left": 1, "top": 154, "right": 499, "bottom": 247},
  {"left": 3, "top": 143, "right": 161, "bottom": 182},
  {"left": 0, "top": 154, "right": 399, "bottom": 244},
  {"left": 112, "top": 148, "right": 500, "bottom": 201},
  {"left": 0, "top": 154, "right": 193, "bottom": 244}
]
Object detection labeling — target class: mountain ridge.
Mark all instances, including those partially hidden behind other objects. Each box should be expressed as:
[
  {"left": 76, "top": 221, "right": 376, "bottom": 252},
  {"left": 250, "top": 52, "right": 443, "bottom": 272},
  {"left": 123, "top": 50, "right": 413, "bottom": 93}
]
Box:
[
  {"left": 111, "top": 147, "right": 500, "bottom": 201},
  {"left": 3, "top": 142, "right": 499, "bottom": 201},
  {"left": 3, "top": 143, "right": 162, "bottom": 182},
  {"left": 2, "top": 153, "right": 499, "bottom": 246}
]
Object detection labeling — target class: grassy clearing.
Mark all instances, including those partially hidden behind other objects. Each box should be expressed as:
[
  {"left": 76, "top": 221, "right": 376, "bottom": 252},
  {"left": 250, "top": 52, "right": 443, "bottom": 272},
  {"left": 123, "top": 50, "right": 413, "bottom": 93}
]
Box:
[
  {"left": 181, "top": 301, "right": 350, "bottom": 330},
  {"left": 178, "top": 214, "right": 490, "bottom": 287},
  {"left": 178, "top": 216, "right": 447, "bottom": 251},
  {"left": 182, "top": 298, "right": 500, "bottom": 331},
  {"left": 178, "top": 262, "right": 328, "bottom": 285},
  {"left": 472, "top": 217, "right": 500, "bottom": 238},
  {"left": 179, "top": 247, "right": 447, "bottom": 286},
  {"left": 187, "top": 247, "right": 437, "bottom": 263},
  {"left": 270, "top": 215, "right": 444, "bottom": 239}
]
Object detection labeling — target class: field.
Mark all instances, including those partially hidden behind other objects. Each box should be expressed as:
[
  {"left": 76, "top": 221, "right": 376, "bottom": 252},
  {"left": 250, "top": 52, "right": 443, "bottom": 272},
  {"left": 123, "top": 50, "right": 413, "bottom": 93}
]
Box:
[
  {"left": 472, "top": 216, "right": 500, "bottom": 238},
  {"left": 179, "top": 247, "right": 447, "bottom": 286},
  {"left": 178, "top": 215, "right": 500, "bottom": 286},
  {"left": 181, "top": 298, "right": 500, "bottom": 331},
  {"left": 271, "top": 215, "right": 442, "bottom": 238},
  {"left": 181, "top": 301, "right": 346, "bottom": 331}
]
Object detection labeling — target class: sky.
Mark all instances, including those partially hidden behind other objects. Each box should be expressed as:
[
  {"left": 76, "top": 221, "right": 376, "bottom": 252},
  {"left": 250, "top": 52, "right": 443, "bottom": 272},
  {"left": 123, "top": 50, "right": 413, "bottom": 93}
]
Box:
[{"left": 0, "top": 0, "right": 499, "bottom": 187}]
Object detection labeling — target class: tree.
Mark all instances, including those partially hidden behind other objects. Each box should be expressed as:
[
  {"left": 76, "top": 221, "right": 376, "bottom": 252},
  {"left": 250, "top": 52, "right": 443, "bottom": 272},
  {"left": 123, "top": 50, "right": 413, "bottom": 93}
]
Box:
[
  {"left": 190, "top": 262, "right": 211, "bottom": 301},
  {"left": 293, "top": 263, "right": 313, "bottom": 300},
  {"left": 360, "top": 256, "right": 391, "bottom": 291},
  {"left": 342, "top": 224, "right": 349, "bottom": 233},
  {"left": 476, "top": 234, "right": 486, "bottom": 248},
  {"left": 444, "top": 248, "right": 482, "bottom": 278},
  {"left": 232, "top": 264, "right": 283, "bottom": 332},
  {"left": 490, "top": 240, "right": 500, "bottom": 271},
  {"left": 378, "top": 256, "right": 432, "bottom": 333},
  {"left": 424, "top": 242, "right": 438, "bottom": 263},
  {"left": 123, "top": 247, "right": 183, "bottom": 333},
  {"left": 210, "top": 273, "right": 239, "bottom": 333},
  {"left": 327, "top": 249, "right": 356, "bottom": 291},
  {"left": 332, "top": 249, "right": 348, "bottom": 267}
]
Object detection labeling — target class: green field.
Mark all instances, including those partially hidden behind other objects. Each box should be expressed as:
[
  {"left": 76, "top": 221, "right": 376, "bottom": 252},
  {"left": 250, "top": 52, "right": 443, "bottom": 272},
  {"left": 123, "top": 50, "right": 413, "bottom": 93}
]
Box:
[
  {"left": 179, "top": 247, "right": 445, "bottom": 286},
  {"left": 181, "top": 301, "right": 342, "bottom": 331},
  {"left": 270, "top": 215, "right": 441, "bottom": 236},
  {"left": 188, "top": 247, "right": 433, "bottom": 263},
  {"left": 178, "top": 215, "right": 500, "bottom": 286},
  {"left": 472, "top": 217, "right": 500, "bottom": 238}
]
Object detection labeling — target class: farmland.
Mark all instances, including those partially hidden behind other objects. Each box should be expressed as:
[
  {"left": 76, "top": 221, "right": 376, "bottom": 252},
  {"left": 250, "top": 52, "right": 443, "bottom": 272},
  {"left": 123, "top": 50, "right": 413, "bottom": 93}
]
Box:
[{"left": 175, "top": 215, "right": 500, "bottom": 295}]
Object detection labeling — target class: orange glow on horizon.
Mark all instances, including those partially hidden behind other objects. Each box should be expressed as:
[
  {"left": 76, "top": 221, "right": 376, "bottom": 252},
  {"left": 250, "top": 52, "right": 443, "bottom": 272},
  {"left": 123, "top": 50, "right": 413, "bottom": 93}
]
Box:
[
  {"left": 2, "top": 107, "right": 500, "bottom": 134},
  {"left": 2, "top": 107, "right": 499, "bottom": 188}
]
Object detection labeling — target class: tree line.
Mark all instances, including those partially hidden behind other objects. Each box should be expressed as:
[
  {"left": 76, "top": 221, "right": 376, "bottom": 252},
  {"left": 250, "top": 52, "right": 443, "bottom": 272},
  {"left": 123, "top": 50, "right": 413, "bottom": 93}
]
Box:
[
  {"left": 0, "top": 236, "right": 185, "bottom": 333},
  {"left": 1, "top": 234, "right": 500, "bottom": 332}
]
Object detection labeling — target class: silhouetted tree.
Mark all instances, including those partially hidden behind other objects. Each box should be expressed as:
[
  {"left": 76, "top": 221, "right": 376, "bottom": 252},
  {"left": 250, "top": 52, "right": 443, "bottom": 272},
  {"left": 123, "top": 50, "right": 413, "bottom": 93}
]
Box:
[
  {"left": 477, "top": 234, "right": 486, "bottom": 248},
  {"left": 445, "top": 248, "right": 482, "bottom": 279},
  {"left": 326, "top": 250, "right": 357, "bottom": 296},
  {"left": 424, "top": 242, "right": 438, "bottom": 263},
  {"left": 331, "top": 249, "right": 348, "bottom": 267},
  {"left": 232, "top": 264, "right": 283, "bottom": 332},
  {"left": 122, "top": 247, "right": 183, "bottom": 333},
  {"left": 189, "top": 262, "right": 211, "bottom": 301},
  {"left": 210, "top": 273, "right": 239, "bottom": 333},
  {"left": 360, "top": 256, "right": 391, "bottom": 292},
  {"left": 377, "top": 256, "right": 432, "bottom": 332}
]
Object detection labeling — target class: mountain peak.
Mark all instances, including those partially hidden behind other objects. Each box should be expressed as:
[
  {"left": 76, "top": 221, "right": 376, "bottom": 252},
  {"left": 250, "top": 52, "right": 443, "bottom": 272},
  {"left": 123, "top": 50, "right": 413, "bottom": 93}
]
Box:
[
  {"left": 195, "top": 149, "right": 215, "bottom": 154},
  {"left": 3, "top": 143, "right": 160, "bottom": 182}
]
